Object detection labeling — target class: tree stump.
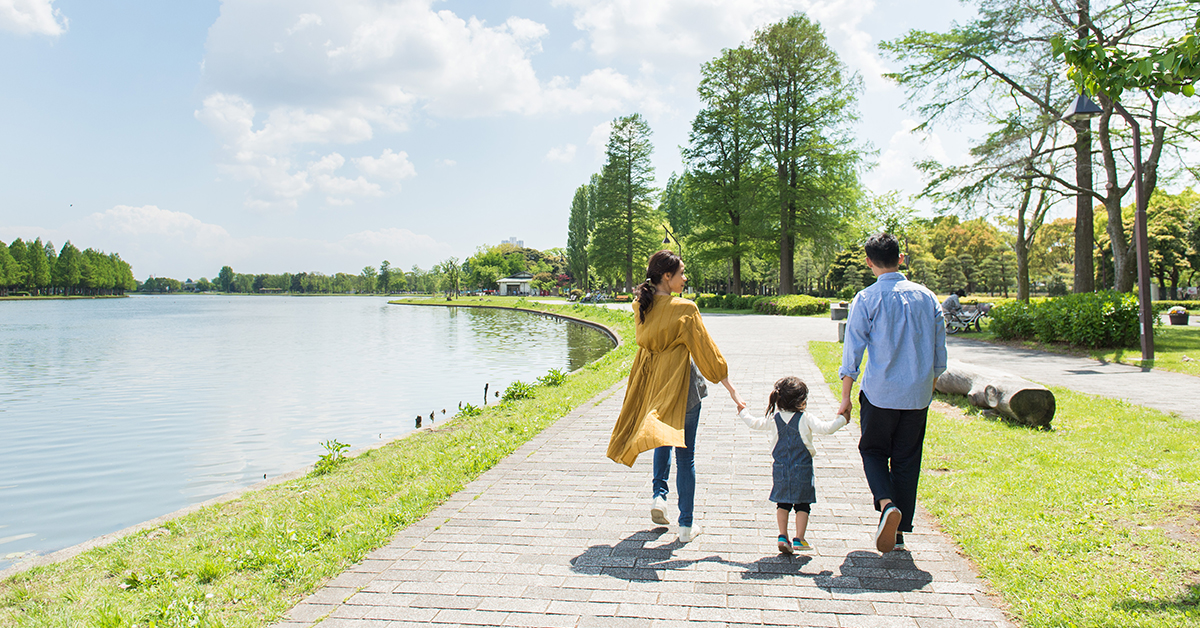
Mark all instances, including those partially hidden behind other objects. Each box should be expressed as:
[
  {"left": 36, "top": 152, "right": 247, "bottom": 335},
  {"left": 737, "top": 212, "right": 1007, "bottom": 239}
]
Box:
[{"left": 935, "top": 359, "right": 1056, "bottom": 428}]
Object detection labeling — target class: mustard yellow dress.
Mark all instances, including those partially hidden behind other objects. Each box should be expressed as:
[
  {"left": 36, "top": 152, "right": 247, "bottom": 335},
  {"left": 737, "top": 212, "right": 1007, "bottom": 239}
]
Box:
[{"left": 606, "top": 294, "right": 729, "bottom": 467}]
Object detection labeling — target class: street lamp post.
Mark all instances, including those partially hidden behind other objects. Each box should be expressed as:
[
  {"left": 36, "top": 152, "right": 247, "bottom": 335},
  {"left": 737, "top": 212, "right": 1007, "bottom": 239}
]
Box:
[
  {"left": 1111, "top": 100, "right": 1156, "bottom": 361},
  {"left": 662, "top": 226, "right": 683, "bottom": 263},
  {"left": 1062, "top": 93, "right": 1102, "bottom": 293}
]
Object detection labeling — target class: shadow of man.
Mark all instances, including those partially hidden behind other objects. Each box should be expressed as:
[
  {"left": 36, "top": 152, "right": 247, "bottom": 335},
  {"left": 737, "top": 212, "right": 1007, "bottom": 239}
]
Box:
[{"left": 816, "top": 550, "right": 932, "bottom": 592}]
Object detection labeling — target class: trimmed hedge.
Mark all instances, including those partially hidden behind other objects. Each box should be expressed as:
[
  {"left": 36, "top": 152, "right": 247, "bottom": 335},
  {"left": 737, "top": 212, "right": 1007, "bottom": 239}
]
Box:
[
  {"left": 754, "top": 294, "right": 830, "bottom": 316},
  {"left": 989, "top": 290, "right": 1144, "bottom": 348},
  {"left": 692, "top": 293, "right": 830, "bottom": 316}
]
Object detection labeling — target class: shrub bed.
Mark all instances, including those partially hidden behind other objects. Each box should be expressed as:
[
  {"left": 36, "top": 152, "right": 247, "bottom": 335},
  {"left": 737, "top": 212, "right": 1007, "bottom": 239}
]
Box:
[
  {"left": 989, "top": 291, "right": 1143, "bottom": 348},
  {"left": 754, "top": 294, "right": 829, "bottom": 316}
]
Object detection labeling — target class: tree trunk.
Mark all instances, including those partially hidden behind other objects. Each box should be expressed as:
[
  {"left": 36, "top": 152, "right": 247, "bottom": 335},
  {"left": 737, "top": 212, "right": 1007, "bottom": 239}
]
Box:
[{"left": 935, "top": 360, "right": 1056, "bottom": 428}]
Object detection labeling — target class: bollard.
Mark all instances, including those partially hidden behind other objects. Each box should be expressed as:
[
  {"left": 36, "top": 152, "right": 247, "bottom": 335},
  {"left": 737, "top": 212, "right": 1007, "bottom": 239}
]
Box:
[
  {"left": 416, "top": 415, "right": 422, "bottom": 428},
  {"left": 838, "top": 321, "right": 847, "bottom": 343}
]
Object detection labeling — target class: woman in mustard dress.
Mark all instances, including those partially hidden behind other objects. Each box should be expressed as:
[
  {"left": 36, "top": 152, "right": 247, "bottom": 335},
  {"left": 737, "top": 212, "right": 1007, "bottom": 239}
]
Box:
[{"left": 606, "top": 250, "right": 746, "bottom": 542}]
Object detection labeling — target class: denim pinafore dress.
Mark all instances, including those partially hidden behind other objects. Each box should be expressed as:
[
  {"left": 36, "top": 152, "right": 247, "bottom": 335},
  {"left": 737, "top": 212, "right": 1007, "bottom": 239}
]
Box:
[{"left": 769, "top": 412, "right": 817, "bottom": 505}]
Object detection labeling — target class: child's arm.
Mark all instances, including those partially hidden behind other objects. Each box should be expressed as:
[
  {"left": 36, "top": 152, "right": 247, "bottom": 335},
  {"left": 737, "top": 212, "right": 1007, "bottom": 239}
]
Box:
[
  {"left": 738, "top": 408, "right": 772, "bottom": 431},
  {"left": 806, "top": 412, "right": 849, "bottom": 435}
]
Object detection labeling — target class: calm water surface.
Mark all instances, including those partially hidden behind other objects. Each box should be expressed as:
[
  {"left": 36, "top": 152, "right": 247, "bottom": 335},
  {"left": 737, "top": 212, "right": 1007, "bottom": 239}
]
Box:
[{"left": 0, "top": 295, "right": 613, "bottom": 570}]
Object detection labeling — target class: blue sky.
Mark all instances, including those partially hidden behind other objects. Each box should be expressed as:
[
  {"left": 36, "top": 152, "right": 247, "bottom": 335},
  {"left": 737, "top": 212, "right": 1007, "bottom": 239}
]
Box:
[{"left": 1, "top": 0, "right": 978, "bottom": 280}]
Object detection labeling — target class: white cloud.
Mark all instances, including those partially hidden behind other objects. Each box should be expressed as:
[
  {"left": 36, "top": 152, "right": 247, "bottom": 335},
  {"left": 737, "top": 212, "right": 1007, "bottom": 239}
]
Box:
[
  {"left": 587, "top": 120, "right": 613, "bottom": 160},
  {"left": 0, "top": 0, "right": 67, "bottom": 36},
  {"left": 287, "top": 13, "right": 323, "bottom": 36},
  {"left": 72, "top": 205, "right": 451, "bottom": 278},
  {"left": 863, "top": 119, "right": 950, "bottom": 201},
  {"left": 435, "top": 158, "right": 456, "bottom": 167},
  {"left": 546, "top": 144, "right": 577, "bottom": 163},
  {"left": 355, "top": 149, "right": 416, "bottom": 183}
]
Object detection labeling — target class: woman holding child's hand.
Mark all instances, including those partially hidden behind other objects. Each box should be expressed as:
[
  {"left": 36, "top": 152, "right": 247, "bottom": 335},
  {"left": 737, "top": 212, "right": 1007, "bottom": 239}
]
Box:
[{"left": 606, "top": 250, "right": 746, "bottom": 543}]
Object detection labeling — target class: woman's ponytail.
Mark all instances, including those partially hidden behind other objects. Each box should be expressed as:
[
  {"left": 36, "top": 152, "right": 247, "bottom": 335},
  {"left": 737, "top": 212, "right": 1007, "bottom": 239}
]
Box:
[{"left": 637, "top": 250, "right": 683, "bottom": 324}]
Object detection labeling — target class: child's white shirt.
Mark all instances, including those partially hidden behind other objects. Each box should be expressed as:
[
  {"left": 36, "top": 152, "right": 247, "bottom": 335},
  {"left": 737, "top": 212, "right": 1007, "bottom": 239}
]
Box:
[{"left": 738, "top": 408, "right": 847, "bottom": 457}]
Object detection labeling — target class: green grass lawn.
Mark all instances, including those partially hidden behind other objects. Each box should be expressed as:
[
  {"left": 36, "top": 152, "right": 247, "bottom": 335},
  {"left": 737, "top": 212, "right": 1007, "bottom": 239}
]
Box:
[
  {"left": 810, "top": 340, "right": 1200, "bottom": 628},
  {"left": 967, "top": 321, "right": 1200, "bottom": 378},
  {"left": 0, "top": 300, "right": 635, "bottom": 628}
]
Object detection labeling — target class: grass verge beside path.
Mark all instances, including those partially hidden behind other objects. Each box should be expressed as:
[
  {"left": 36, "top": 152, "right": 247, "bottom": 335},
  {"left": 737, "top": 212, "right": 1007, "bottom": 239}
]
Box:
[
  {"left": 0, "top": 300, "right": 634, "bottom": 628},
  {"left": 809, "top": 340, "right": 1200, "bottom": 628},
  {"left": 968, "top": 324, "right": 1200, "bottom": 378}
]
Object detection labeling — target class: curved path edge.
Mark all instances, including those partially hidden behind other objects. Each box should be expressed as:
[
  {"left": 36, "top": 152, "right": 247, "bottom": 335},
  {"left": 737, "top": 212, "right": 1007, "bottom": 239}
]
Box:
[{"left": 389, "top": 301, "right": 622, "bottom": 349}]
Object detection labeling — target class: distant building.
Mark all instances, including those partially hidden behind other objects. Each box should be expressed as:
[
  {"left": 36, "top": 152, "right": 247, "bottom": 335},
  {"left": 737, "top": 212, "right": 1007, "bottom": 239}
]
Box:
[
  {"left": 497, "top": 272, "right": 533, "bottom": 296},
  {"left": 502, "top": 236, "right": 524, "bottom": 248}
]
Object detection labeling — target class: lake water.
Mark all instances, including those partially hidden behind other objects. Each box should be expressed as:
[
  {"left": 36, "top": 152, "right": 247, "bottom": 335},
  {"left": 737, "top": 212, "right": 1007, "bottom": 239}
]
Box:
[{"left": 0, "top": 295, "right": 614, "bottom": 571}]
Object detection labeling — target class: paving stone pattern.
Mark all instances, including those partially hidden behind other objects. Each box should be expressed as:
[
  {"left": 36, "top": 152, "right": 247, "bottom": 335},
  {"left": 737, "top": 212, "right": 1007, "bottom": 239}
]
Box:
[{"left": 273, "top": 315, "right": 1013, "bottom": 627}]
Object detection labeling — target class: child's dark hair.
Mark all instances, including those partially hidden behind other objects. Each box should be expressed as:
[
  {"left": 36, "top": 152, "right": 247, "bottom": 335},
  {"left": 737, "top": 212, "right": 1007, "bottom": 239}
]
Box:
[
  {"left": 766, "top": 376, "right": 809, "bottom": 416},
  {"left": 635, "top": 250, "right": 683, "bottom": 324}
]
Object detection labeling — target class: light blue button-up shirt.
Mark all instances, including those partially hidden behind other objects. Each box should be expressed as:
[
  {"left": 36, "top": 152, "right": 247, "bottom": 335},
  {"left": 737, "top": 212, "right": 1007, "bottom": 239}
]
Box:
[{"left": 838, "top": 272, "right": 947, "bottom": 410}]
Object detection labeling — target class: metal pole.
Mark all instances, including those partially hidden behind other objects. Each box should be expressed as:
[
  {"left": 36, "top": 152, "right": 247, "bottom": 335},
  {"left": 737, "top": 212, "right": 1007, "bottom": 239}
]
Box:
[{"left": 1115, "top": 102, "right": 1155, "bottom": 361}]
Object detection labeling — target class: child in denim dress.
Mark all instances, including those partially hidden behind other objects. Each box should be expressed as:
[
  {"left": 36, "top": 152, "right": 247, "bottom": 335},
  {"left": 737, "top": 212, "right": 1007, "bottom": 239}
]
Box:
[{"left": 739, "top": 376, "right": 847, "bottom": 554}]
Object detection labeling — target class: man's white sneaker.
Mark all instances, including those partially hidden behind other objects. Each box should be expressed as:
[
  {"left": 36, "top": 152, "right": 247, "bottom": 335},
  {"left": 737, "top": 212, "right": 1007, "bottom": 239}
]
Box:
[
  {"left": 875, "top": 504, "right": 901, "bottom": 553},
  {"left": 679, "top": 523, "right": 702, "bottom": 543},
  {"left": 650, "top": 497, "right": 669, "bottom": 525}
]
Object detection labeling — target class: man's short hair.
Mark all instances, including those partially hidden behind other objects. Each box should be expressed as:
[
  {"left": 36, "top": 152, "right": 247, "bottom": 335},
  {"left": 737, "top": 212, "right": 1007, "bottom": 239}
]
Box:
[{"left": 864, "top": 233, "right": 901, "bottom": 268}]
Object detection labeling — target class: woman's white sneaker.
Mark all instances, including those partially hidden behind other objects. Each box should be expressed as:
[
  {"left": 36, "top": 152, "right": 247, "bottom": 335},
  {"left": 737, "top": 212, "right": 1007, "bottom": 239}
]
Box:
[
  {"left": 679, "top": 523, "right": 702, "bottom": 543},
  {"left": 651, "top": 497, "right": 669, "bottom": 525}
]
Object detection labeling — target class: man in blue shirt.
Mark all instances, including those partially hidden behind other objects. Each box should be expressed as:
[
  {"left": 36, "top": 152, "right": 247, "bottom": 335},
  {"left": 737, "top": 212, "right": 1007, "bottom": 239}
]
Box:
[{"left": 837, "top": 233, "right": 947, "bottom": 553}]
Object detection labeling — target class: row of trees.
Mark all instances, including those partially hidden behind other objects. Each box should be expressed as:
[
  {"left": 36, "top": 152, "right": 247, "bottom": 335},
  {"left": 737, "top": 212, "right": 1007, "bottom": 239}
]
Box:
[
  {"left": 567, "top": 14, "right": 863, "bottom": 295},
  {"left": 166, "top": 263, "right": 448, "bottom": 295},
  {"left": 0, "top": 237, "right": 136, "bottom": 296},
  {"left": 561, "top": 4, "right": 1200, "bottom": 300}
]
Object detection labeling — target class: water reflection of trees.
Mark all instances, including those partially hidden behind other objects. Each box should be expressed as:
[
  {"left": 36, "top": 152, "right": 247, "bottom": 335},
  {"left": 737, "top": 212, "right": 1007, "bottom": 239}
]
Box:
[{"left": 457, "top": 308, "right": 612, "bottom": 372}]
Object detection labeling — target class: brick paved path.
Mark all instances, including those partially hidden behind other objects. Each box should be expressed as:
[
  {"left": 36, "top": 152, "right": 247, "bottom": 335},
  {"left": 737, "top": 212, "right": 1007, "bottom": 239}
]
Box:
[{"left": 273, "top": 315, "right": 1012, "bottom": 627}]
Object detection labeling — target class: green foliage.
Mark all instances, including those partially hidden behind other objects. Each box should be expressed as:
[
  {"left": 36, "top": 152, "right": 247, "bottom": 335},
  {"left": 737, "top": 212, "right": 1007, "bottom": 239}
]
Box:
[
  {"left": 693, "top": 294, "right": 760, "bottom": 310},
  {"left": 501, "top": 380, "right": 535, "bottom": 403},
  {"left": 536, "top": 369, "right": 568, "bottom": 387},
  {"left": 590, "top": 113, "right": 659, "bottom": 291},
  {"left": 754, "top": 294, "right": 829, "bottom": 316},
  {"left": 990, "top": 291, "right": 1143, "bottom": 348},
  {"left": 310, "top": 440, "right": 351, "bottom": 476},
  {"left": 456, "top": 403, "right": 483, "bottom": 418},
  {"left": 987, "top": 299, "right": 1037, "bottom": 341}
]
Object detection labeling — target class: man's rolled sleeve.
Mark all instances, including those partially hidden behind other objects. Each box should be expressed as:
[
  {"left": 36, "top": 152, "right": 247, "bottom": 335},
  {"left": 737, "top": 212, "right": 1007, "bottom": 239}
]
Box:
[{"left": 838, "top": 297, "right": 869, "bottom": 381}]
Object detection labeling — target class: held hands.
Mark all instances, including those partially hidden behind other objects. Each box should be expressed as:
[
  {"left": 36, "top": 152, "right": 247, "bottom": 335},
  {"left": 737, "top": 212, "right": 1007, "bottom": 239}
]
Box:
[
  {"left": 837, "top": 397, "right": 852, "bottom": 422},
  {"left": 719, "top": 377, "right": 747, "bottom": 412}
]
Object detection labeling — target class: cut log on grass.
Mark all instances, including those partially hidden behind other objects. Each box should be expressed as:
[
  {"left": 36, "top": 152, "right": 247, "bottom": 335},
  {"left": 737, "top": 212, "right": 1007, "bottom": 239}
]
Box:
[{"left": 935, "top": 359, "right": 1056, "bottom": 428}]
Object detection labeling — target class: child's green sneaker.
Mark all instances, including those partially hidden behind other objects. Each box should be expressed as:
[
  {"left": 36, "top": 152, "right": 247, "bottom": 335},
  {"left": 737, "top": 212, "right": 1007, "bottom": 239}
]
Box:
[
  {"left": 793, "top": 538, "right": 813, "bottom": 552},
  {"left": 777, "top": 535, "right": 793, "bottom": 554}
]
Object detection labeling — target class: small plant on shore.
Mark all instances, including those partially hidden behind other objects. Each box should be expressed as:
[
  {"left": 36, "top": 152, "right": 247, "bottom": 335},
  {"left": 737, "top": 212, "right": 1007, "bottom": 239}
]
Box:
[
  {"left": 537, "top": 369, "right": 567, "bottom": 387},
  {"left": 502, "top": 380, "right": 535, "bottom": 402},
  {"left": 457, "top": 403, "right": 483, "bottom": 418},
  {"left": 311, "top": 439, "right": 350, "bottom": 476}
]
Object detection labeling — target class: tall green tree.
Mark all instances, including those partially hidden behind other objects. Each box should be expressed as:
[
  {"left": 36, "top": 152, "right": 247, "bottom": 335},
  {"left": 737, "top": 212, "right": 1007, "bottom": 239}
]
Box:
[
  {"left": 9, "top": 239, "right": 30, "bottom": 290},
  {"left": 750, "top": 14, "right": 861, "bottom": 294},
  {"left": 566, "top": 185, "right": 591, "bottom": 289},
  {"left": 54, "top": 241, "right": 83, "bottom": 295},
  {"left": 379, "top": 260, "right": 392, "bottom": 294},
  {"left": 684, "top": 45, "right": 768, "bottom": 295},
  {"left": 590, "top": 113, "right": 658, "bottom": 291},
  {"left": 0, "top": 243, "right": 18, "bottom": 291},
  {"left": 217, "top": 266, "right": 235, "bottom": 292}
]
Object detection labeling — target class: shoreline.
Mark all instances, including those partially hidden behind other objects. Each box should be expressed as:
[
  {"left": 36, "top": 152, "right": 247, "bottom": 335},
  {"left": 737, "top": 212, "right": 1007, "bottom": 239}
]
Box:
[
  {"left": 389, "top": 299, "right": 622, "bottom": 348},
  {"left": 0, "top": 300, "right": 635, "bottom": 627}
]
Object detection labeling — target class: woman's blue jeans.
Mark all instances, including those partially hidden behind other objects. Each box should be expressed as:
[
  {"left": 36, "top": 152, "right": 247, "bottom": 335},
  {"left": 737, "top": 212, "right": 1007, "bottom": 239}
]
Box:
[{"left": 652, "top": 402, "right": 701, "bottom": 527}]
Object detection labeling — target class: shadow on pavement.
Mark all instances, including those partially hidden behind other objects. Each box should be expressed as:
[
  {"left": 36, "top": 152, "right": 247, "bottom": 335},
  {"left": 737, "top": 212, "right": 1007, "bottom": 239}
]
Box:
[
  {"left": 816, "top": 550, "right": 932, "bottom": 593},
  {"left": 569, "top": 530, "right": 930, "bottom": 590}
]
